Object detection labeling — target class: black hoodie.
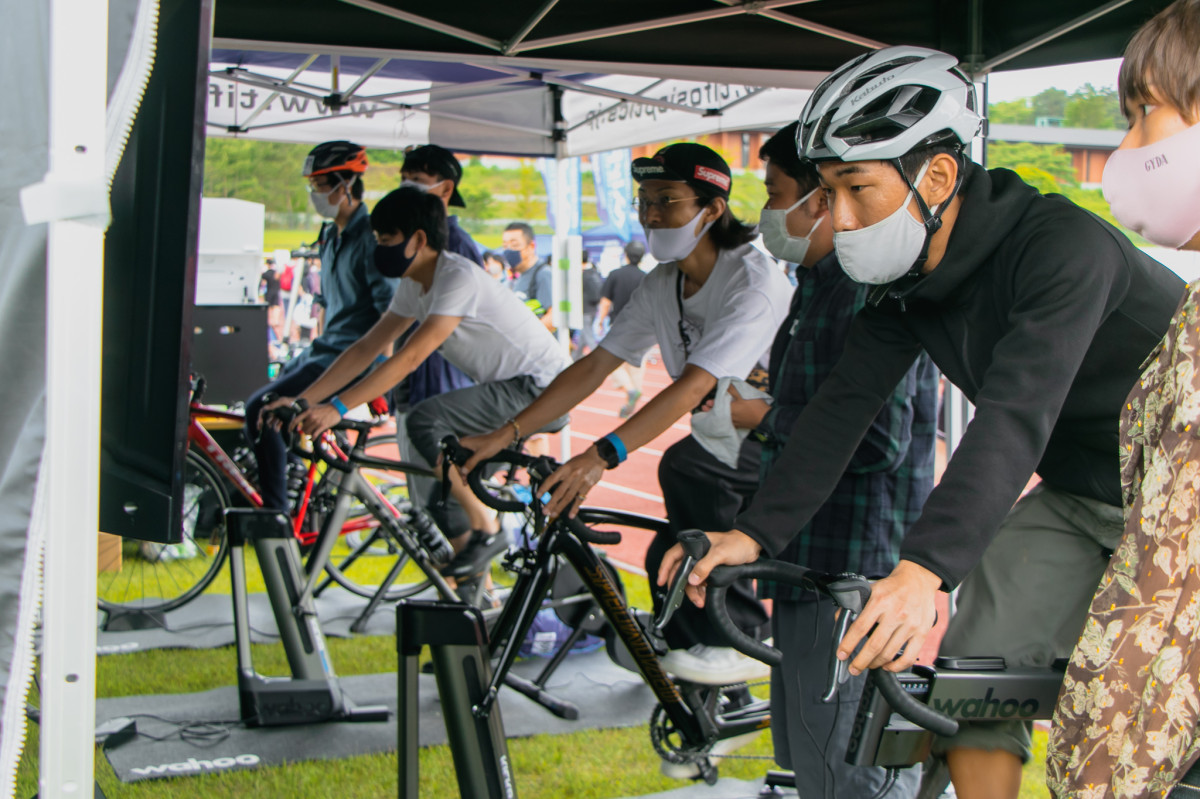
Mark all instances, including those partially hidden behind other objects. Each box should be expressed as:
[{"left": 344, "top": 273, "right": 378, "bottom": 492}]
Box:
[{"left": 736, "top": 164, "right": 1185, "bottom": 590}]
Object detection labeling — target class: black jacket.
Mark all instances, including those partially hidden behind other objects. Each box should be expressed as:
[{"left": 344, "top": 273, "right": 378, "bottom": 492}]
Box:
[{"left": 736, "top": 164, "right": 1185, "bottom": 590}]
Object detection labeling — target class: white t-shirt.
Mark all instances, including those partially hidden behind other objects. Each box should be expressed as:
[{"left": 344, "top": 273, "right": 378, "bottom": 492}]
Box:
[
  {"left": 600, "top": 243, "right": 792, "bottom": 381},
  {"left": 387, "top": 251, "right": 570, "bottom": 387}
]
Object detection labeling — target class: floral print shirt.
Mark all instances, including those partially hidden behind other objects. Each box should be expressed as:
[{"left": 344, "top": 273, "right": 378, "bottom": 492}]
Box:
[{"left": 1048, "top": 281, "right": 1200, "bottom": 798}]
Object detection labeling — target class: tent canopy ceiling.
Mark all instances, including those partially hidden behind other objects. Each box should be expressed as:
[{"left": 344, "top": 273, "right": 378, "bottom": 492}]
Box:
[
  {"left": 207, "top": 0, "right": 1172, "bottom": 156},
  {"left": 213, "top": 0, "right": 1172, "bottom": 76}
]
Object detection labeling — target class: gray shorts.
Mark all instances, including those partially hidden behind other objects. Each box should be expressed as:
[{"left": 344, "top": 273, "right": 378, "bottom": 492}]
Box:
[
  {"left": 930, "top": 483, "right": 1123, "bottom": 762},
  {"left": 773, "top": 599, "right": 921, "bottom": 797}
]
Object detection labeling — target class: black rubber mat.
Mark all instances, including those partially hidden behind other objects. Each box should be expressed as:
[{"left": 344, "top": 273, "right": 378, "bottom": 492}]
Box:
[{"left": 97, "top": 649, "right": 653, "bottom": 783}]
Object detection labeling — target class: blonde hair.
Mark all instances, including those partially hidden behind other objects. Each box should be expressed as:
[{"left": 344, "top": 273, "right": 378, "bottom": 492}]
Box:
[{"left": 1120, "top": 0, "right": 1200, "bottom": 123}]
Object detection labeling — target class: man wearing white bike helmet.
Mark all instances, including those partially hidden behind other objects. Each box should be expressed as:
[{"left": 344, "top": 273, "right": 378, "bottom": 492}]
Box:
[{"left": 665, "top": 46, "right": 1184, "bottom": 798}]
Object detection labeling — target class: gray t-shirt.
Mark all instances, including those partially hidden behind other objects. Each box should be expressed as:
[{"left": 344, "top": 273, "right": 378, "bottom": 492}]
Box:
[
  {"left": 510, "top": 260, "right": 554, "bottom": 317},
  {"left": 388, "top": 251, "right": 570, "bottom": 387}
]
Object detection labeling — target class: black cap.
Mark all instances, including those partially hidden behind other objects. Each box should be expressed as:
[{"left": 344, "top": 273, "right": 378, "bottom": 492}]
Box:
[
  {"left": 631, "top": 142, "right": 732, "bottom": 197},
  {"left": 402, "top": 144, "right": 466, "bottom": 208}
]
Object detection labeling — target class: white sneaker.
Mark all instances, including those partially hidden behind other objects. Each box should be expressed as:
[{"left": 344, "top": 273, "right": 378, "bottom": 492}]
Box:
[
  {"left": 658, "top": 645, "right": 770, "bottom": 685},
  {"left": 659, "top": 729, "right": 763, "bottom": 779}
]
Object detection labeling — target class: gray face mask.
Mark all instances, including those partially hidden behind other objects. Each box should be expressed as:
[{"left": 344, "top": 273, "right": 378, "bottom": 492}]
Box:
[{"left": 310, "top": 180, "right": 344, "bottom": 219}]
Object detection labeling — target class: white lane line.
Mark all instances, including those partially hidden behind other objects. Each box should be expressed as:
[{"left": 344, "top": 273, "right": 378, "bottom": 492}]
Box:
[
  {"left": 595, "top": 481, "right": 664, "bottom": 504},
  {"left": 575, "top": 404, "right": 691, "bottom": 434}
]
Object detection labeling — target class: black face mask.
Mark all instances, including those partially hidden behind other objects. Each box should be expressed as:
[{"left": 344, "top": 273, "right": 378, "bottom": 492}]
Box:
[
  {"left": 374, "top": 239, "right": 416, "bottom": 278},
  {"left": 502, "top": 248, "right": 523, "bottom": 268}
]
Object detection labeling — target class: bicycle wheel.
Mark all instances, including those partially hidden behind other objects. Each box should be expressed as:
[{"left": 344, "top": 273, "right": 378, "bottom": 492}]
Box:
[
  {"left": 321, "top": 434, "right": 434, "bottom": 600},
  {"left": 98, "top": 449, "right": 230, "bottom": 615}
]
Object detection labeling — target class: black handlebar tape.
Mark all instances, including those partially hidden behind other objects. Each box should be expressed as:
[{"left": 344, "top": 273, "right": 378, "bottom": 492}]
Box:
[
  {"left": 466, "top": 462, "right": 527, "bottom": 513},
  {"left": 870, "top": 670, "right": 959, "bottom": 737},
  {"left": 312, "top": 435, "right": 353, "bottom": 473},
  {"left": 564, "top": 515, "right": 621, "bottom": 546},
  {"left": 707, "top": 560, "right": 816, "bottom": 591},
  {"left": 705, "top": 585, "right": 783, "bottom": 667}
]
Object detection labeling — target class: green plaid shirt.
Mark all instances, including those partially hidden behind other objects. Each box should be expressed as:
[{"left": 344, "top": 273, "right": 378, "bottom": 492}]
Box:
[{"left": 754, "top": 252, "right": 938, "bottom": 601}]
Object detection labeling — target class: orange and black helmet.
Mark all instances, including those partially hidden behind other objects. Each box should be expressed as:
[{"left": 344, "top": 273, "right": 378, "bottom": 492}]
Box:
[{"left": 302, "top": 141, "right": 369, "bottom": 178}]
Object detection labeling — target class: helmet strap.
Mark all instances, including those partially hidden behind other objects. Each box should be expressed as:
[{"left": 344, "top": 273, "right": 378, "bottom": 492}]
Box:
[{"left": 889, "top": 151, "right": 966, "bottom": 275}]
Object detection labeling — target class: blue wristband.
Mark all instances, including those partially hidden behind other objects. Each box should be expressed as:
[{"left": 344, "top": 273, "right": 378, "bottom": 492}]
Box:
[
  {"left": 329, "top": 395, "right": 349, "bottom": 417},
  {"left": 373, "top": 353, "right": 387, "bottom": 366},
  {"left": 601, "top": 433, "right": 628, "bottom": 464}
]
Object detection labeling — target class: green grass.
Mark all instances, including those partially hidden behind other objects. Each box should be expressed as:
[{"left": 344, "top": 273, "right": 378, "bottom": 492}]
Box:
[{"left": 39, "top": 567, "right": 1057, "bottom": 797}]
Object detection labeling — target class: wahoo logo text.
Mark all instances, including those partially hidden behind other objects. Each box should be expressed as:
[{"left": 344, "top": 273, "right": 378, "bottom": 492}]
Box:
[
  {"left": 931, "top": 689, "right": 1039, "bottom": 719},
  {"left": 130, "top": 754, "right": 261, "bottom": 778}
]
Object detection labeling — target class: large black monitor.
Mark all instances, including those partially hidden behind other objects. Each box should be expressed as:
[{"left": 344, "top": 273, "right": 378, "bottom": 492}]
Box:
[{"left": 99, "top": 0, "right": 211, "bottom": 543}]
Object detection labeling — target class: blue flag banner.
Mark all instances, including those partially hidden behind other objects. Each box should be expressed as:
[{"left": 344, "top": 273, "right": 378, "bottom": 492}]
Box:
[
  {"left": 537, "top": 157, "right": 582, "bottom": 235},
  {"left": 591, "top": 148, "right": 634, "bottom": 242}
]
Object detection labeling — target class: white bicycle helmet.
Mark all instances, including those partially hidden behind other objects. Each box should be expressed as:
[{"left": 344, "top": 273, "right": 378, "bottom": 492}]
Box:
[{"left": 797, "top": 46, "right": 982, "bottom": 163}]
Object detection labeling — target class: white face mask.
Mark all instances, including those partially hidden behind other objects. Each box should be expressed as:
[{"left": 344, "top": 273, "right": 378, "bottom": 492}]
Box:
[
  {"left": 647, "top": 206, "right": 715, "bottom": 262},
  {"left": 760, "top": 188, "right": 825, "bottom": 264},
  {"left": 834, "top": 161, "right": 933, "bottom": 285},
  {"left": 399, "top": 178, "right": 446, "bottom": 195},
  {"left": 309, "top": 180, "right": 344, "bottom": 219},
  {"left": 1102, "top": 121, "right": 1200, "bottom": 249}
]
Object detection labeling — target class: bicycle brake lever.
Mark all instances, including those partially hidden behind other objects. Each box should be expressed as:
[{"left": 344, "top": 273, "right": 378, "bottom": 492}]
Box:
[
  {"left": 651, "top": 529, "right": 710, "bottom": 638},
  {"left": 822, "top": 608, "right": 857, "bottom": 703},
  {"left": 821, "top": 576, "right": 872, "bottom": 703}
]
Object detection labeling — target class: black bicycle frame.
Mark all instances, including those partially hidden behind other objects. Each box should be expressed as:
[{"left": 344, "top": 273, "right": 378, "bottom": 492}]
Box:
[{"left": 476, "top": 511, "right": 769, "bottom": 751}]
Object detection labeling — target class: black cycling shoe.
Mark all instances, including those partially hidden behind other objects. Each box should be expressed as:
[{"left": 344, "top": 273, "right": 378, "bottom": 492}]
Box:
[{"left": 440, "top": 529, "right": 509, "bottom": 579}]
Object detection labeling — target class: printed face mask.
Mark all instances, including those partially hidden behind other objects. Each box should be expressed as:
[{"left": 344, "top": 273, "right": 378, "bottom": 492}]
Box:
[
  {"left": 760, "top": 188, "right": 824, "bottom": 264},
  {"left": 647, "top": 206, "right": 715, "bottom": 262},
  {"left": 1102, "top": 121, "right": 1200, "bottom": 249},
  {"left": 310, "top": 181, "right": 344, "bottom": 219},
  {"left": 374, "top": 237, "right": 416, "bottom": 278},
  {"left": 833, "top": 161, "right": 933, "bottom": 285}
]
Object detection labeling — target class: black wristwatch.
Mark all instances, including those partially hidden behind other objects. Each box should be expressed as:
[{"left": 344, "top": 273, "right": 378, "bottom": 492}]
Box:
[{"left": 593, "top": 437, "right": 621, "bottom": 470}]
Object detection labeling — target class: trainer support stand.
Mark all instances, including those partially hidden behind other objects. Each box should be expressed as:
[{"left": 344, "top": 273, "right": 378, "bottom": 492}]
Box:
[
  {"left": 225, "top": 508, "right": 388, "bottom": 726},
  {"left": 397, "top": 599, "right": 516, "bottom": 799}
]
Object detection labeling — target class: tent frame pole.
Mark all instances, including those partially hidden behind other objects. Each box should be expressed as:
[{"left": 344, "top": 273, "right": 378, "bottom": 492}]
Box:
[{"left": 38, "top": 0, "right": 108, "bottom": 794}]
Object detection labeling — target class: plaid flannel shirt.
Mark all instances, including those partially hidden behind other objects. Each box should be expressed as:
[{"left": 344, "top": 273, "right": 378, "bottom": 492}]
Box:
[{"left": 755, "top": 252, "right": 938, "bottom": 601}]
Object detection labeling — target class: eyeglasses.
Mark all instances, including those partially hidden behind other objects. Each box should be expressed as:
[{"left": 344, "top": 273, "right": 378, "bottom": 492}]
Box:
[{"left": 631, "top": 195, "right": 700, "bottom": 214}]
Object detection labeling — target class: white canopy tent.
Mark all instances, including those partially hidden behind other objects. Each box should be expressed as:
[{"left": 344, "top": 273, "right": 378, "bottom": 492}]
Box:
[{"left": 204, "top": 53, "right": 817, "bottom": 156}]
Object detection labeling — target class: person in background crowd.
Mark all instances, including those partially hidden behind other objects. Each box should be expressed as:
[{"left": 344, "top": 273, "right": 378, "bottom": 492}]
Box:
[
  {"left": 597, "top": 240, "right": 648, "bottom": 418},
  {"left": 504, "top": 222, "right": 555, "bottom": 332},
  {"left": 260, "top": 256, "right": 285, "bottom": 349},
  {"left": 461, "top": 144, "right": 791, "bottom": 698},
  {"left": 664, "top": 47, "right": 1184, "bottom": 799},
  {"left": 574, "top": 249, "right": 604, "bottom": 359},
  {"left": 483, "top": 250, "right": 508, "bottom": 282},
  {"left": 245, "top": 140, "right": 398, "bottom": 513},
  {"left": 1048, "top": 2, "right": 1200, "bottom": 796}
]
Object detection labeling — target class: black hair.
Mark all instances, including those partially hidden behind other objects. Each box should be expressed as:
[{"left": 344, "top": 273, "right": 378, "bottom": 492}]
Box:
[
  {"left": 504, "top": 221, "right": 535, "bottom": 245},
  {"left": 370, "top": 186, "right": 448, "bottom": 251},
  {"left": 759, "top": 123, "right": 821, "bottom": 195},
  {"left": 689, "top": 181, "right": 757, "bottom": 249},
  {"left": 484, "top": 250, "right": 505, "bottom": 263},
  {"left": 897, "top": 142, "right": 963, "bottom": 183},
  {"left": 401, "top": 150, "right": 452, "bottom": 182}
]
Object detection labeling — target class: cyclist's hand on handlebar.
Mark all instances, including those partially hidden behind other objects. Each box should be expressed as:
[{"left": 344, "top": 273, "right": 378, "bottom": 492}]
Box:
[
  {"left": 541, "top": 448, "right": 606, "bottom": 519},
  {"left": 458, "top": 427, "right": 514, "bottom": 476},
  {"left": 292, "top": 403, "right": 341, "bottom": 439},
  {"left": 259, "top": 395, "right": 296, "bottom": 431},
  {"left": 838, "top": 560, "right": 941, "bottom": 676},
  {"left": 658, "top": 529, "right": 762, "bottom": 609}
]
